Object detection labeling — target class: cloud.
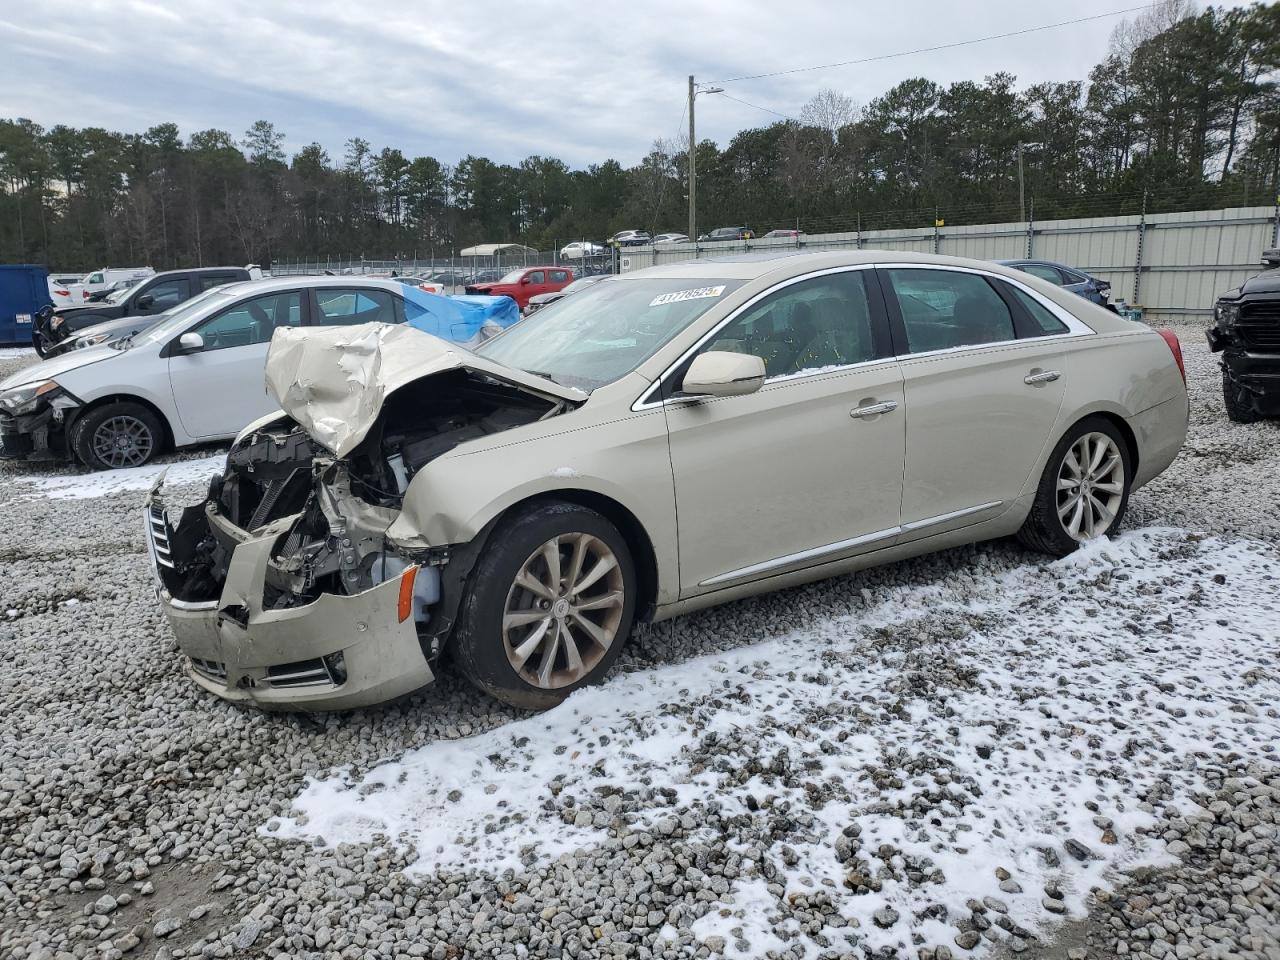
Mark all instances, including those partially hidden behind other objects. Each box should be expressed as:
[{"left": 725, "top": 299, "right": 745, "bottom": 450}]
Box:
[{"left": 0, "top": 0, "right": 1248, "bottom": 168}]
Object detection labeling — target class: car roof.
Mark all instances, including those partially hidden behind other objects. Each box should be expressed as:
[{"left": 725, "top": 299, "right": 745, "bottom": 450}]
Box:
[{"left": 210, "top": 276, "right": 409, "bottom": 295}]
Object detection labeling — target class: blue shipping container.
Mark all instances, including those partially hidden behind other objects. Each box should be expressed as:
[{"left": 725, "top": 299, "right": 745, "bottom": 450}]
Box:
[{"left": 0, "top": 264, "right": 52, "bottom": 346}]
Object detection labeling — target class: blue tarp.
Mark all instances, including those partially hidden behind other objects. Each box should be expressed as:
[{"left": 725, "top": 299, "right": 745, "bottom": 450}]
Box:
[{"left": 401, "top": 289, "right": 521, "bottom": 347}]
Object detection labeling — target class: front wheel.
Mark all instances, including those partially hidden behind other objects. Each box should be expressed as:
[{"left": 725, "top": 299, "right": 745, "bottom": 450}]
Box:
[
  {"left": 1017, "top": 416, "right": 1132, "bottom": 557},
  {"left": 452, "top": 502, "right": 636, "bottom": 709},
  {"left": 70, "top": 402, "right": 165, "bottom": 470}
]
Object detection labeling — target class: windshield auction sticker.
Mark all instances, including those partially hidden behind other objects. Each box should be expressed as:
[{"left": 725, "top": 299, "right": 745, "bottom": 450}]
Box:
[{"left": 649, "top": 285, "right": 726, "bottom": 308}]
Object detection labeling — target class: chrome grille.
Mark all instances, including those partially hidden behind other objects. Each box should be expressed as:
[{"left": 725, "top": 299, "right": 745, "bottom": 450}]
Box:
[
  {"left": 147, "top": 506, "right": 174, "bottom": 569},
  {"left": 266, "top": 656, "right": 341, "bottom": 689},
  {"left": 190, "top": 657, "right": 227, "bottom": 682}
]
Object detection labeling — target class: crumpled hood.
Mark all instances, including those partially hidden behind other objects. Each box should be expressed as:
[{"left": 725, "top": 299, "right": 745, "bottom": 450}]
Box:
[
  {"left": 0, "top": 343, "right": 116, "bottom": 390},
  {"left": 264, "top": 323, "right": 586, "bottom": 458}
]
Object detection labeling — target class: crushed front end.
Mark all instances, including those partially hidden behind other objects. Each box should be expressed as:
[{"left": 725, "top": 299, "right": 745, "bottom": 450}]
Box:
[
  {"left": 146, "top": 344, "right": 570, "bottom": 711},
  {"left": 1209, "top": 254, "right": 1280, "bottom": 418}
]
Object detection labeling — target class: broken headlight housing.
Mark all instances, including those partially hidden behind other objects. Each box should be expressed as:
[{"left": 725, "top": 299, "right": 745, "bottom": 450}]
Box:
[
  {"left": 1214, "top": 301, "right": 1240, "bottom": 327},
  {"left": 0, "top": 380, "right": 60, "bottom": 416}
]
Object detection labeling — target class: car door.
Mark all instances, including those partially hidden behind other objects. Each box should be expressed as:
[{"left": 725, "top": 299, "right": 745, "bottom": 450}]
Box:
[
  {"left": 548, "top": 269, "right": 570, "bottom": 292},
  {"left": 663, "top": 268, "right": 905, "bottom": 596},
  {"left": 166, "top": 289, "right": 306, "bottom": 439},
  {"left": 879, "top": 266, "right": 1069, "bottom": 541}
]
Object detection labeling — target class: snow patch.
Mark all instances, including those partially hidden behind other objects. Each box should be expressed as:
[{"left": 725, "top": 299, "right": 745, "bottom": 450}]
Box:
[
  {"left": 267, "top": 529, "right": 1280, "bottom": 956},
  {"left": 11, "top": 454, "right": 226, "bottom": 500}
]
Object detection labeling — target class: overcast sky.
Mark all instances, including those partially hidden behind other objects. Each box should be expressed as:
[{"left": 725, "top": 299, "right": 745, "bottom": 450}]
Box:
[{"left": 0, "top": 1, "right": 1232, "bottom": 169}]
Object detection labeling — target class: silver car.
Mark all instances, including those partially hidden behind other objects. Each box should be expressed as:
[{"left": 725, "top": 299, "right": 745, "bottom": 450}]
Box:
[
  {"left": 146, "top": 250, "right": 1188, "bottom": 711},
  {"left": 0, "top": 278, "right": 416, "bottom": 470}
]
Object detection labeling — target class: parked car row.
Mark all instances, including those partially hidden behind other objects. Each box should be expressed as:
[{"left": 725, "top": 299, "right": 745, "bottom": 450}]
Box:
[{"left": 0, "top": 275, "right": 520, "bottom": 470}]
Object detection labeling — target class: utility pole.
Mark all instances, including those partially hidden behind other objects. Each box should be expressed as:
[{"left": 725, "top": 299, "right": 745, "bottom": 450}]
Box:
[
  {"left": 688, "top": 76, "right": 696, "bottom": 243},
  {"left": 1018, "top": 141, "right": 1026, "bottom": 225},
  {"left": 687, "top": 75, "right": 723, "bottom": 244}
]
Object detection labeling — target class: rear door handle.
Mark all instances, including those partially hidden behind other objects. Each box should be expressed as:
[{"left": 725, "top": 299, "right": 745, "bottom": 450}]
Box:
[
  {"left": 1024, "top": 370, "right": 1061, "bottom": 385},
  {"left": 851, "top": 400, "right": 898, "bottom": 419}
]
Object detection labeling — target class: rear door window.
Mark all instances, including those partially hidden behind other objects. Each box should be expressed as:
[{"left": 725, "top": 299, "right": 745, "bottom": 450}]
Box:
[
  {"left": 550, "top": 270, "right": 569, "bottom": 284},
  {"left": 883, "top": 269, "right": 1017, "bottom": 354},
  {"left": 313, "top": 288, "right": 397, "bottom": 325}
]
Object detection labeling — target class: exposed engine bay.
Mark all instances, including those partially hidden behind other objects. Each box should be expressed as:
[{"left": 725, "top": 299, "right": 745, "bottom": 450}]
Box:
[{"left": 152, "top": 370, "right": 564, "bottom": 621}]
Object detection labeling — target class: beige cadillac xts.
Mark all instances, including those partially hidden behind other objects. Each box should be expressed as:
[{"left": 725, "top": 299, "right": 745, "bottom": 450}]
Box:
[{"left": 146, "top": 250, "right": 1188, "bottom": 711}]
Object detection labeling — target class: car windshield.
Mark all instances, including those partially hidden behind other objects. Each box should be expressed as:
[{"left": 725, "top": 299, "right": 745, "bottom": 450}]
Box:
[
  {"left": 475, "top": 277, "right": 743, "bottom": 392},
  {"left": 498, "top": 270, "right": 526, "bottom": 284}
]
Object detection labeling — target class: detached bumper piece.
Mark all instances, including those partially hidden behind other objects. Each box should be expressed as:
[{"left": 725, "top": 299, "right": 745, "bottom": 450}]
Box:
[
  {"left": 146, "top": 500, "right": 434, "bottom": 712},
  {"left": 0, "top": 408, "right": 67, "bottom": 461}
]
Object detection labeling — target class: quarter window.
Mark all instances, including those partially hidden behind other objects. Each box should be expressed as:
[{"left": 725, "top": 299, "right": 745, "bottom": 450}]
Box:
[
  {"left": 884, "top": 269, "right": 1016, "bottom": 354},
  {"left": 314, "top": 288, "right": 396, "bottom": 325},
  {"left": 698, "top": 271, "right": 878, "bottom": 379},
  {"left": 195, "top": 291, "right": 302, "bottom": 350},
  {"left": 1007, "top": 286, "right": 1070, "bottom": 336}
]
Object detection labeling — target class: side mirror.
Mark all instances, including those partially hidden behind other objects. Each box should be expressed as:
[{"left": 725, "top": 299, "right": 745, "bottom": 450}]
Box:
[
  {"left": 136, "top": 294, "right": 155, "bottom": 310},
  {"left": 681, "top": 351, "right": 766, "bottom": 398},
  {"left": 177, "top": 332, "right": 205, "bottom": 353},
  {"left": 520, "top": 276, "right": 531, "bottom": 284}
]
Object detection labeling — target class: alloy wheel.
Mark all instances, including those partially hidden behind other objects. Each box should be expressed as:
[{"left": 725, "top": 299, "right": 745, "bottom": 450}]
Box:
[
  {"left": 1056, "top": 431, "right": 1125, "bottom": 541},
  {"left": 502, "top": 533, "right": 626, "bottom": 689},
  {"left": 91, "top": 415, "right": 155, "bottom": 469}
]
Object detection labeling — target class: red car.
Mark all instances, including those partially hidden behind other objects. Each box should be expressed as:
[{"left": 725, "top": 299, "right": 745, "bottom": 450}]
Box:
[{"left": 466, "top": 266, "right": 574, "bottom": 310}]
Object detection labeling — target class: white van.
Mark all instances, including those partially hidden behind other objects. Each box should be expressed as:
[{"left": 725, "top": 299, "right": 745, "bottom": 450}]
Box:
[{"left": 79, "top": 266, "right": 155, "bottom": 300}]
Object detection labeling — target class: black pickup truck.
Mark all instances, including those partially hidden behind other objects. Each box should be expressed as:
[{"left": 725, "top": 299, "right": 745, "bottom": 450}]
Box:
[
  {"left": 1208, "top": 248, "right": 1280, "bottom": 422},
  {"left": 34, "top": 266, "right": 257, "bottom": 356}
]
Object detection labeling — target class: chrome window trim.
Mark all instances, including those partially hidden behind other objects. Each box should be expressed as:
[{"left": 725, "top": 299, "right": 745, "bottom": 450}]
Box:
[
  {"left": 631, "top": 264, "right": 884, "bottom": 412},
  {"left": 878, "top": 263, "right": 1094, "bottom": 353},
  {"left": 632, "top": 262, "right": 1093, "bottom": 411}
]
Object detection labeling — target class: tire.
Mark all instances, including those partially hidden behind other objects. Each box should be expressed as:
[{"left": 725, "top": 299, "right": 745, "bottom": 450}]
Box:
[
  {"left": 70, "top": 402, "right": 165, "bottom": 471},
  {"left": 452, "top": 501, "right": 637, "bottom": 710},
  {"left": 1017, "top": 416, "right": 1132, "bottom": 557},
  {"left": 1222, "top": 368, "right": 1263, "bottom": 424}
]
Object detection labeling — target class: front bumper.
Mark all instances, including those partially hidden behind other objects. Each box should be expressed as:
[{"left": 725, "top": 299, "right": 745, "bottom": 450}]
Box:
[
  {"left": 147, "top": 502, "right": 435, "bottom": 711},
  {"left": 1220, "top": 348, "right": 1280, "bottom": 417},
  {"left": 0, "top": 406, "right": 68, "bottom": 461}
]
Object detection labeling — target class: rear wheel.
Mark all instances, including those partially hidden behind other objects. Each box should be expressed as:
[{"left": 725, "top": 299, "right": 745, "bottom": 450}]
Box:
[
  {"left": 70, "top": 402, "right": 164, "bottom": 470},
  {"left": 1017, "top": 416, "right": 1132, "bottom": 557},
  {"left": 1222, "top": 368, "right": 1263, "bottom": 424},
  {"left": 452, "top": 502, "right": 636, "bottom": 709}
]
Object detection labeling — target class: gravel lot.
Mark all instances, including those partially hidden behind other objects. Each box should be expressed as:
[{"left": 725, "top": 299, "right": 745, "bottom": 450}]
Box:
[{"left": 1, "top": 324, "right": 1277, "bottom": 960}]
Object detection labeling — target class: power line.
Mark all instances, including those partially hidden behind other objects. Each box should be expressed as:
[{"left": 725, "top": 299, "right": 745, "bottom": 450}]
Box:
[
  {"left": 713, "top": 91, "right": 799, "bottom": 123},
  {"left": 707, "top": 4, "right": 1151, "bottom": 84}
]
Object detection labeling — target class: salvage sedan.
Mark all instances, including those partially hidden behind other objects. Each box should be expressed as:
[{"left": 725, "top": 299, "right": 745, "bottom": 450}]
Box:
[{"left": 146, "top": 250, "right": 1189, "bottom": 711}]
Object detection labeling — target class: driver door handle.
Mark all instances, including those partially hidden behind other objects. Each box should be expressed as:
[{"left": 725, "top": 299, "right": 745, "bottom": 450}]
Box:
[
  {"left": 851, "top": 400, "right": 898, "bottom": 419},
  {"left": 1024, "top": 370, "right": 1061, "bottom": 385}
]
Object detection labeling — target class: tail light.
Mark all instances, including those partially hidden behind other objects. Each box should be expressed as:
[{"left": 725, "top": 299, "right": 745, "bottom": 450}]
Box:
[
  {"left": 1156, "top": 328, "right": 1185, "bottom": 383},
  {"left": 54, "top": 288, "right": 69, "bottom": 297}
]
